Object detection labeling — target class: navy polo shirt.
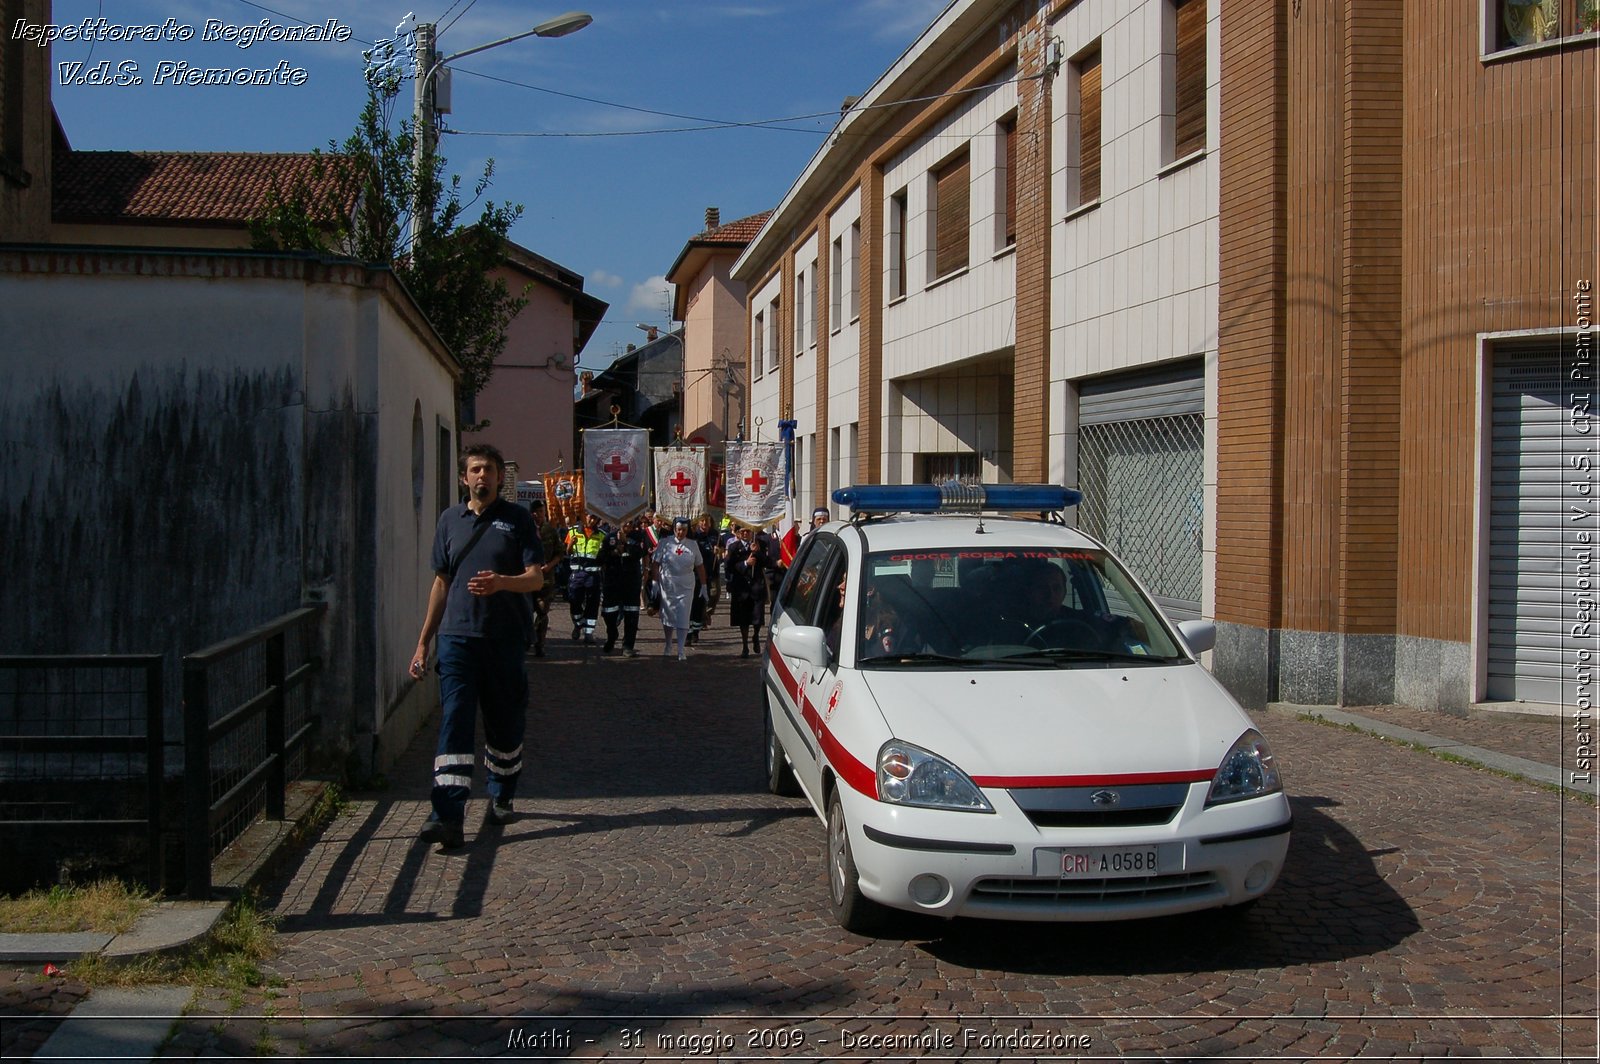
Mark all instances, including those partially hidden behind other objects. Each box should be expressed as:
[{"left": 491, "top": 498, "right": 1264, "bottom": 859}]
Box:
[{"left": 430, "top": 498, "right": 543, "bottom": 639}]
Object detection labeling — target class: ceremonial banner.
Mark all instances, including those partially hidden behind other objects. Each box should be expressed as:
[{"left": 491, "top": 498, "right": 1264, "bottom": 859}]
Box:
[
  {"left": 582, "top": 428, "right": 650, "bottom": 524},
  {"left": 723, "top": 441, "right": 786, "bottom": 528},
  {"left": 543, "top": 469, "right": 584, "bottom": 530},
  {"left": 653, "top": 446, "right": 708, "bottom": 522}
]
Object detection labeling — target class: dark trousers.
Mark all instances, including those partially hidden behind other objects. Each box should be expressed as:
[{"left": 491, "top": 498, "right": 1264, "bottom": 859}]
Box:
[
  {"left": 602, "top": 603, "right": 640, "bottom": 649},
  {"left": 568, "top": 567, "right": 601, "bottom": 637},
  {"left": 432, "top": 632, "right": 527, "bottom": 824}
]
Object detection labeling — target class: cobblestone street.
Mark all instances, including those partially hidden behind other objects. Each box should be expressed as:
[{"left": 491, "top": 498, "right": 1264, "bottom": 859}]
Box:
[{"left": 9, "top": 616, "right": 1598, "bottom": 1060}]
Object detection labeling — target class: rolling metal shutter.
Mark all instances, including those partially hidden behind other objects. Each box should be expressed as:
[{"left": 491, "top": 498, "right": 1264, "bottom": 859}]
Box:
[
  {"left": 1077, "top": 362, "right": 1205, "bottom": 621},
  {"left": 1487, "top": 345, "right": 1580, "bottom": 703}
]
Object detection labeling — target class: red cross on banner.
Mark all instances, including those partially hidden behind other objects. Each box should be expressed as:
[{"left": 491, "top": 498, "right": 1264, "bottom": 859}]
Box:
[
  {"left": 745, "top": 469, "right": 768, "bottom": 494},
  {"left": 669, "top": 470, "right": 692, "bottom": 493},
  {"left": 583, "top": 427, "right": 648, "bottom": 524},
  {"left": 723, "top": 441, "right": 785, "bottom": 529},
  {"left": 603, "top": 454, "right": 629, "bottom": 481}
]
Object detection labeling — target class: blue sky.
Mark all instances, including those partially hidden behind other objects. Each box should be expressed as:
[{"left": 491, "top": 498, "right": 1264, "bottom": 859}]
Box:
[{"left": 44, "top": 0, "right": 947, "bottom": 371}]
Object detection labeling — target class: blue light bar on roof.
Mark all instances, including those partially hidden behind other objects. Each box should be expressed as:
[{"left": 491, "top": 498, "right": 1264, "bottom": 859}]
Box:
[{"left": 831, "top": 483, "right": 1083, "bottom": 514}]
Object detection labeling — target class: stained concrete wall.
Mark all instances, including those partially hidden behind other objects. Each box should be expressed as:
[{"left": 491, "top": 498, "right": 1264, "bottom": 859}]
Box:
[{"left": 0, "top": 248, "right": 457, "bottom": 771}]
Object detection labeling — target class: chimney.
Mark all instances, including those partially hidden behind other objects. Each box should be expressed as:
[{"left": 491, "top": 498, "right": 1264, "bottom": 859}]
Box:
[
  {"left": 704, "top": 206, "right": 720, "bottom": 230},
  {"left": 579, "top": 371, "right": 594, "bottom": 392}
]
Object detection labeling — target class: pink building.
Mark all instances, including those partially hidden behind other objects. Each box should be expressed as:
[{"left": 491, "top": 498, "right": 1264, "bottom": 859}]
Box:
[
  {"left": 666, "top": 207, "right": 771, "bottom": 444},
  {"left": 470, "top": 242, "right": 607, "bottom": 478}
]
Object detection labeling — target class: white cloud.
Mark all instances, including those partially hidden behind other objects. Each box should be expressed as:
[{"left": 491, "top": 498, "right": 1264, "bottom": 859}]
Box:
[
  {"left": 589, "top": 268, "right": 623, "bottom": 288},
  {"left": 625, "top": 275, "right": 673, "bottom": 320}
]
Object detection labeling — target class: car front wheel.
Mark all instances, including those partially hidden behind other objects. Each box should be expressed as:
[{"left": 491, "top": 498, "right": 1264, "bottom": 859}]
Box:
[{"left": 827, "top": 789, "right": 887, "bottom": 934}]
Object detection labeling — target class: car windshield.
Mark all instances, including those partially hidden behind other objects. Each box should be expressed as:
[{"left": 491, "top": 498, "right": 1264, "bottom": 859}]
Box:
[{"left": 854, "top": 545, "right": 1185, "bottom": 667}]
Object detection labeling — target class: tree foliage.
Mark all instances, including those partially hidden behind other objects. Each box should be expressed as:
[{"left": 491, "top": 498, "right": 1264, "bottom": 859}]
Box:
[{"left": 249, "top": 88, "right": 526, "bottom": 415}]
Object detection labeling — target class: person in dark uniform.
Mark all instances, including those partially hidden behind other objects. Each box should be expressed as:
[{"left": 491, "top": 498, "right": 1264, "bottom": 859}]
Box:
[
  {"left": 526, "top": 500, "right": 564, "bottom": 657},
  {"left": 599, "top": 515, "right": 649, "bottom": 656},
  {"left": 724, "top": 524, "right": 769, "bottom": 658},
  {"left": 687, "top": 513, "right": 722, "bottom": 645},
  {"left": 564, "top": 511, "right": 605, "bottom": 644},
  {"left": 409, "top": 443, "right": 543, "bottom": 849}
]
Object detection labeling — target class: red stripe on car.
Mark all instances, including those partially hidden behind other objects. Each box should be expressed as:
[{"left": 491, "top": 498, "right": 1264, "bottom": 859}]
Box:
[
  {"left": 971, "top": 769, "right": 1216, "bottom": 788},
  {"left": 767, "top": 641, "right": 877, "bottom": 797}
]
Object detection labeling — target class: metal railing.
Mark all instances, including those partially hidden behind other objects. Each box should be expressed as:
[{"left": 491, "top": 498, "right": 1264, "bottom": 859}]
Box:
[
  {"left": 182, "top": 605, "right": 324, "bottom": 899},
  {"left": 0, "top": 655, "right": 165, "bottom": 890}
]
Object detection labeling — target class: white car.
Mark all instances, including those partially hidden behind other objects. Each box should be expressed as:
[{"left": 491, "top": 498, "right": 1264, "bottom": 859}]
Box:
[{"left": 762, "top": 484, "right": 1290, "bottom": 933}]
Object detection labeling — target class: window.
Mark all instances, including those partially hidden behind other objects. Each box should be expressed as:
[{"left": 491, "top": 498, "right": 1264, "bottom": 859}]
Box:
[
  {"left": 830, "top": 235, "right": 843, "bottom": 330},
  {"left": 753, "top": 310, "right": 765, "bottom": 380},
  {"left": 807, "top": 262, "right": 819, "bottom": 348},
  {"left": 848, "top": 222, "right": 861, "bottom": 320},
  {"left": 1490, "top": 0, "right": 1598, "bottom": 51},
  {"left": 998, "top": 115, "right": 1018, "bottom": 248},
  {"left": 932, "top": 146, "right": 971, "bottom": 279},
  {"left": 766, "top": 297, "right": 780, "bottom": 374},
  {"left": 794, "top": 268, "right": 807, "bottom": 355},
  {"left": 1173, "top": 0, "right": 1206, "bottom": 159},
  {"left": 889, "top": 188, "right": 908, "bottom": 301},
  {"left": 1075, "top": 48, "right": 1102, "bottom": 207},
  {"left": 436, "top": 424, "right": 453, "bottom": 514}
]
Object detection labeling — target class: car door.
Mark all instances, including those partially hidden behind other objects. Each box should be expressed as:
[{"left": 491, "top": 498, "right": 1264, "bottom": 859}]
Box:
[{"left": 767, "top": 535, "right": 842, "bottom": 803}]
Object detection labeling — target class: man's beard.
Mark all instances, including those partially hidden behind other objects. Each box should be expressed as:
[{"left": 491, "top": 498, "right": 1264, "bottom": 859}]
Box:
[{"left": 471, "top": 482, "right": 494, "bottom": 501}]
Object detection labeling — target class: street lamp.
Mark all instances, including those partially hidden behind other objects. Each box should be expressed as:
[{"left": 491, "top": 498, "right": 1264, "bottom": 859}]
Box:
[{"left": 411, "top": 12, "right": 592, "bottom": 245}]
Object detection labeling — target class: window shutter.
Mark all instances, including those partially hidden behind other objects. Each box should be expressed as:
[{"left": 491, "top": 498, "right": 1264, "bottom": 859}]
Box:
[
  {"left": 1174, "top": 0, "right": 1206, "bottom": 158},
  {"left": 934, "top": 148, "right": 970, "bottom": 277},
  {"left": 1079, "top": 51, "right": 1102, "bottom": 204}
]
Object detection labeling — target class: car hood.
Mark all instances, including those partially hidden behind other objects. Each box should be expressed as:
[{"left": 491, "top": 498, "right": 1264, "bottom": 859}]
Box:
[{"left": 860, "top": 663, "right": 1253, "bottom": 781}]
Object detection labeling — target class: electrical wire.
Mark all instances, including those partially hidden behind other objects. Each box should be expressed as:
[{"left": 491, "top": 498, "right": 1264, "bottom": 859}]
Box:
[
  {"left": 445, "top": 68, "right": 1043, "bottom": 140},
  {"left": 439, "top": 0, "right": 479, "bottom": 36}
]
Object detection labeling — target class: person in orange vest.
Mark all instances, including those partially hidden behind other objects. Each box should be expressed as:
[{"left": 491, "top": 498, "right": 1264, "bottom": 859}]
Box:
[{"left": 564, "top": 512, "right": 606, "bottom": 644}]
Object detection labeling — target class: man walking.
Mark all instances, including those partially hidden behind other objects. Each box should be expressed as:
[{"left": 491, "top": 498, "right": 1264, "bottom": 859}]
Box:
[
  {"left": 409, "top": 444, "right": 543, "bottom": 849},
  {"left": 564, "top": 511, "right": 606, "bottom": 644},
  {"left": 599, "top": 515, "right": 649, "bottom": 656}
]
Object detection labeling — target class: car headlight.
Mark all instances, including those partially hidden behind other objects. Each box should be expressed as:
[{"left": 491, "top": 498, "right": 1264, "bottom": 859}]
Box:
[
  {"left": 877, "top": 741, "right": 993, "bottom": 812},
  {"left": 1206, "top": 729, "right": 1282, "bottom": 805}
]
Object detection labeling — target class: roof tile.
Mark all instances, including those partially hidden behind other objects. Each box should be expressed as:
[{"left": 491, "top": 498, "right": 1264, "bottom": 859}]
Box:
[{"left": 52, "top": 150, "right": 352, "bottom": 226}]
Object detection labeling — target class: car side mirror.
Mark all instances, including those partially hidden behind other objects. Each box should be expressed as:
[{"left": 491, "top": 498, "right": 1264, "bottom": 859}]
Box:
[
  {"left": 1176, "top": 619, "right": 1216, "bottom": 654},
  {"left": 775, "top": 625, "right": 831, "bottom": 670}
]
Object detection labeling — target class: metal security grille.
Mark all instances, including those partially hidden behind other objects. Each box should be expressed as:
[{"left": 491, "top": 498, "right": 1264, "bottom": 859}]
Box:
[
  {"left": 1487, "top": 344, "right": 1575, "bottom": 703},
  {"left": 1078, "top": 413, "right": 1205, "bottom": 620}
]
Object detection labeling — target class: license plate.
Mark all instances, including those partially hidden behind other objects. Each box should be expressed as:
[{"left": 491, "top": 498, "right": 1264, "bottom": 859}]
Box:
[{"left": 1045, "top": 846, "right": 1162, "bottom": 878}]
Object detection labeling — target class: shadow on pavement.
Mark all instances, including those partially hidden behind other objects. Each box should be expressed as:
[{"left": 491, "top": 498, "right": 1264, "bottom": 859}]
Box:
[{"left": 910, "top": 796, "right": 1419, "bottom": 975}]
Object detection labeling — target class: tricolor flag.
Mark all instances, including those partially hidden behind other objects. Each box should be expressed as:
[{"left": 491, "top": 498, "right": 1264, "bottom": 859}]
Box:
[
  {"left": 653, "top": 446, "right": 708, "bottom": 522},
  {"left": 582, "top": 428, "right": 650, "bottom": 524},
  {"left": 723, "top": 441, "right": 786, "bottom": 528}
]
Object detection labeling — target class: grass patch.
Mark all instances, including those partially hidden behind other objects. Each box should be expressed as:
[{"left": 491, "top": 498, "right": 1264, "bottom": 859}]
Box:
[
  {"left": 0, "top": 879, "right": 155, "bottom": 935},
  {"left": 65, "top": 891, "right": 280, "bottom": 992}
]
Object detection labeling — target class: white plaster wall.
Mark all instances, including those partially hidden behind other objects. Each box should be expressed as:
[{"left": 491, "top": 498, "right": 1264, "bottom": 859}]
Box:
[
  {"left": 1050, "top": 0, "right": 1220, "bottom": 617},
  {"left": 791, "top": 231, "right": 820, "bottom": 437},
  {"left": 880, "top": 72, "right": 1020, "bottom": 387},
  {"left": 749, "top": 272, "right": 783, "bottom": 441},
  {"left": 826, "top": 190, "right": 863, "bottom": 440},
  {"left": 373, "top": 293, "right": 458, "bottom": 754}
]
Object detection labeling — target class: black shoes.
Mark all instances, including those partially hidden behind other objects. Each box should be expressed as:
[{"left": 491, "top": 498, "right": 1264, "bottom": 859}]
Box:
[
  {"left": 419, "top": 815, "right": 464, "bottom": 849},
  {"left": 486, "top": 799, "right": 514, "bottom": 826}
]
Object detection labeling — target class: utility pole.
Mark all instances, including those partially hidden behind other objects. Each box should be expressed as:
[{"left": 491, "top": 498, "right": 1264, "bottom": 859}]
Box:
[{"left": 411, "top": 22, "right": 438, "bottom": 251}]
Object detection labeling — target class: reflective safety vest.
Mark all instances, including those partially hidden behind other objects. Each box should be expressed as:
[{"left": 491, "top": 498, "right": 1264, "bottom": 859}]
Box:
[{"left": 566, "top": 528, "right": 605, "bottom": 561}]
